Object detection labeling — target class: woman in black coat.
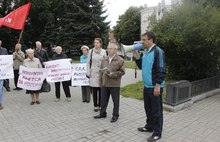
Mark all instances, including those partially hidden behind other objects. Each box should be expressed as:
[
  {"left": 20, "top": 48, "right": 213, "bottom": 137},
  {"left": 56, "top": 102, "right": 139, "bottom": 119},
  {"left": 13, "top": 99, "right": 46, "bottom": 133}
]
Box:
[{"left": 52, "top": 46, "right": 71, "bottom": 102}]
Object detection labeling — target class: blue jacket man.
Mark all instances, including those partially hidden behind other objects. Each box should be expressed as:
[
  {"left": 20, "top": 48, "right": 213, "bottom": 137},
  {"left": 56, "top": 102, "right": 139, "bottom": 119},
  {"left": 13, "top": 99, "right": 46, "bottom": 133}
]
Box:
[{"left": 134, "top": 31, "right": 166, "bottom": 142}]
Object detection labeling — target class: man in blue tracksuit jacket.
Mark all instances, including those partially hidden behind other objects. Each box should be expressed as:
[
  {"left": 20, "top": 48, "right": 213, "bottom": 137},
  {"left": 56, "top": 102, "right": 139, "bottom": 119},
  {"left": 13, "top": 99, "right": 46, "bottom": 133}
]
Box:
[{"left": 134, "top": 31, "right": 166, "bottom": 142}]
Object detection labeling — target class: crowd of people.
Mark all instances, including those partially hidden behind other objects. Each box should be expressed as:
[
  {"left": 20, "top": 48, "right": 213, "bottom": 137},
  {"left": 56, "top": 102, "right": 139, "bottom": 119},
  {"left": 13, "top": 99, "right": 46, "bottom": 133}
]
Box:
[{"left": 0, "top": 31, "right": 166, "bottom": 142}]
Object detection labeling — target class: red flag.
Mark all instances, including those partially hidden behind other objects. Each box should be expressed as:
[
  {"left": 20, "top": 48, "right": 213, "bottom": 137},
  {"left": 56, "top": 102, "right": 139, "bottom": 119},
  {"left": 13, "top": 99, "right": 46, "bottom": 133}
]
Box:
[
  {"left": 0, "top": 3, "right": 31, "bottom": 30},
  {"left": 0, "top": 18, "right": 4, "bottom": 27}
]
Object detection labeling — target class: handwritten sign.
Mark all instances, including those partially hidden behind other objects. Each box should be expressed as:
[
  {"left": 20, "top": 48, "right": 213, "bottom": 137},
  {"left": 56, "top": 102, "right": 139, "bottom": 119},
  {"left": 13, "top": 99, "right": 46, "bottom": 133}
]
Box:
[
  {"left": 17, "top": 66, "right": 48, "bottom": 90},
  {"left": 44, "top": 59, "right": 72, "bottom": 83},
  {"left": 71, "top": 63, "right": 89, "bottom": 86},
  {"left": 0, "top": 55, "right": 14, "bottom": 79}
]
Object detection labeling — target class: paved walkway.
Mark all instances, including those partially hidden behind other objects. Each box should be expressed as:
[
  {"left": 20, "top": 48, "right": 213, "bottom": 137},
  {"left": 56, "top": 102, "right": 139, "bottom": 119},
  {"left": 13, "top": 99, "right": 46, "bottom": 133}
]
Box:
[{"left": 0, "top": 69, "right": 220, "bottom": 142}]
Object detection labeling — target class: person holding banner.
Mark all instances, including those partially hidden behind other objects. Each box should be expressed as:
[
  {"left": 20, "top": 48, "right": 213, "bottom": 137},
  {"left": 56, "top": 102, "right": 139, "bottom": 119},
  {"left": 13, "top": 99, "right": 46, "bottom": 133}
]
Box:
[
  {"left": 94, "top": 42, "right": 125, "bottom": 123},
  {"left": 13, "top": 43, "right": 25, "bottom": 90},
  {"left": 0, "top": 79, "right": 3, "bottom": 109},
  {"left": 0, "top": 40, "right": 11, "bottom": 92},
  {"left": 23, "top": 49, "right": 42, "bottom": 105},
  {"left": 86, "top": 38, "right": 106, "bottom": 112},
  {"left": 52, "top": 46, "right": 71, "bottom": 102},
  {"left": 80, "top": 45, "right": 90, "bottom": 103}
]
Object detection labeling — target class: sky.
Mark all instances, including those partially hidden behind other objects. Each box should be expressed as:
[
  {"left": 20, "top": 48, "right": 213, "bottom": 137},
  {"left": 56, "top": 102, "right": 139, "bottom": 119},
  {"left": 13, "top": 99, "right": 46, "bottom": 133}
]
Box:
[{"left": 103, "top": 0, "right": 170, "bottom": 27}]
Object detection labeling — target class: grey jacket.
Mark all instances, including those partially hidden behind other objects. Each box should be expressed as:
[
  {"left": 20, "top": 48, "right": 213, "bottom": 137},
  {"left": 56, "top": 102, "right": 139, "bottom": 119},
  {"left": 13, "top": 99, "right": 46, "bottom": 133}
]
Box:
[
  {"left": 86, "top": 48, "right": 106, "bottom": 87},
  {"left": 0, "top": 47, "right": 8, "bottom": 55},
  {"left": 13, "top": 51, "right": 25, "bottom": 70}
]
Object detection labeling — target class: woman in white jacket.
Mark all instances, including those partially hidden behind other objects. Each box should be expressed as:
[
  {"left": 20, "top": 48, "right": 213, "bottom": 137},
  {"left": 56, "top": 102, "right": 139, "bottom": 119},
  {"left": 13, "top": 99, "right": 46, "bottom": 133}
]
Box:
[{"left": 86, "top": 38, "right": 106, "bottom": 112}]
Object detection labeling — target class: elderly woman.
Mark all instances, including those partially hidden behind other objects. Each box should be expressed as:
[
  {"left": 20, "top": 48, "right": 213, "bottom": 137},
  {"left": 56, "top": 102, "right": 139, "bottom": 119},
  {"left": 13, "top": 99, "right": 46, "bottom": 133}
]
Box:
[
  {"left": 86, "top": 38, "right": 106, "bottom": 112},
  {"left": 80, "top": 45, "right": 90, "bottom": 103},
  {"left": 52, "top": 46, "right": 71, "bottom": 102},
  {"left": 23, "top": 48, "right": 42, "bottom": 105}
]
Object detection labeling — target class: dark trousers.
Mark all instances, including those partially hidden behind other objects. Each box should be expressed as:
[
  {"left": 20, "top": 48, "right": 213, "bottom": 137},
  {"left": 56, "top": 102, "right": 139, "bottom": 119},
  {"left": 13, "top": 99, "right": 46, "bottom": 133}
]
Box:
[
  {"left": 144, "top": 87, "right": 163, "bottom": 137},
  {"left": 100, "top": 87, "right": 120, "bottom": 117},
  {"left": 55, "top": 81, "right": 71, "bottom": 98},
  {"left": 92, "top": 87, "right": 101, "bottom": 107},
  {"left": 81, "top": 86, "right": 91, "bottom": 102},
  {"left": 3, "top": 79, "right": 10, "bottom": 89},
  {"left": 14, "top": 70, "right": 20, "bottom": 88}
]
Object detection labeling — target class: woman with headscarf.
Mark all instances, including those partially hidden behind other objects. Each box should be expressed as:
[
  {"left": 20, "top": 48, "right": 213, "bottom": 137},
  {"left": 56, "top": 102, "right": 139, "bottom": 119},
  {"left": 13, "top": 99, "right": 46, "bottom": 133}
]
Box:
[{"left": 80, "top": 45, "right": 90, "bottom": 103}]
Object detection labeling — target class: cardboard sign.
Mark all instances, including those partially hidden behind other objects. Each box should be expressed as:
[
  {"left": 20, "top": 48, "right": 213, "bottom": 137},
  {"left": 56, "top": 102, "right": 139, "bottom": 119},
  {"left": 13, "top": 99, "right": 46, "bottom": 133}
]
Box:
[
  {"left": 44, "top": 59, "right": 72, "bottom": 83},
  {"left": 17, "top": 66, "right": 48, "bottom": 90},
  {"left": 71, "top": 63, "right": 89, "bottom": 86},
  {"left": 0, "top": 55, "right": 14, "bottom": 79}
]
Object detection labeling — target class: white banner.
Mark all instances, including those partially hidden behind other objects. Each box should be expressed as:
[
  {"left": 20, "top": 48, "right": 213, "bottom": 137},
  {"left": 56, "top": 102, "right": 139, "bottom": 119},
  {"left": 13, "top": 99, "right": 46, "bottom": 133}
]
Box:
[
  {"left": 17, "top": 66, "right": 48, "bottom": 90},
  {"left": 0, "top": 55, "right": 14, "bottom": 79},
  {"left": 44, "top": 59, "right": 72, "bottom": 83},
  {"left": 71, "top": 63, "right": 89, "bottom": 86}
]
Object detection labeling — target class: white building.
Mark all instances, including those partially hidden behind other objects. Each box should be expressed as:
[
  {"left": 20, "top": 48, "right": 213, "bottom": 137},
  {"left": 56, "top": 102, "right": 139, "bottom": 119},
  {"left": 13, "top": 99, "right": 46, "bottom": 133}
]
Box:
[
  {"left": 141, "top": 0, "right": 181, "bottom": 34},
  {"left": 171, "top": 0, "right": 182, "bottom": 6}
]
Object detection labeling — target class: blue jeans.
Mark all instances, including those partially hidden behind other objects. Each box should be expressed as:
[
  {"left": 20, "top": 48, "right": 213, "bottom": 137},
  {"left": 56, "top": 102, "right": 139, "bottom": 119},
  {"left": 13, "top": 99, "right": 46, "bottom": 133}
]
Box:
[{"left": 0, "top": 80, "right": 3, "bottom": 104}]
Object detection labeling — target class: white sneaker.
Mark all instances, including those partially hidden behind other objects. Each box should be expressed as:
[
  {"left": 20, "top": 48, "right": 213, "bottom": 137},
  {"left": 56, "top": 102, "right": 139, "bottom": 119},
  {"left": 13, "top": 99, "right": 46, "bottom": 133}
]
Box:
[
  {"left": 55, "top": 98, "right": 60, "bottom": 102},
  {"left": 94, "top": 107, "right": 99, "bottom": 112},
  {"left": 67, "top": 98, "right": 71, "bottom": 102}
]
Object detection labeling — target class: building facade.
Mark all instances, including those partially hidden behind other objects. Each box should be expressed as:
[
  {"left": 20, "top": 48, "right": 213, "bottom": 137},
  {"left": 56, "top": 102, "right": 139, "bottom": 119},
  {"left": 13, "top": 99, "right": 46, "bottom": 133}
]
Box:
[{"left": 141, "top": 0, "right": 182, "bottom": 34}]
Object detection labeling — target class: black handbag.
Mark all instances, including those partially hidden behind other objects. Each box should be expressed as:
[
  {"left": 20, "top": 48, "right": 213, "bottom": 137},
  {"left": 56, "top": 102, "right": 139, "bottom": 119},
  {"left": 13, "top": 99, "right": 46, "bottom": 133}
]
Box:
[{"left": 41, "top": 81, "right": 51, "bottom": 92}]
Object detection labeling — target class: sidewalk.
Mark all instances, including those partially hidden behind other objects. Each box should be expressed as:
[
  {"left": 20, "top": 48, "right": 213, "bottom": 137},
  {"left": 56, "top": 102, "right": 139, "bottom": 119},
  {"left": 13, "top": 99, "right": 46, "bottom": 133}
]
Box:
[{"left": 0, "top": 68, "right": 220, "bottom": 142}]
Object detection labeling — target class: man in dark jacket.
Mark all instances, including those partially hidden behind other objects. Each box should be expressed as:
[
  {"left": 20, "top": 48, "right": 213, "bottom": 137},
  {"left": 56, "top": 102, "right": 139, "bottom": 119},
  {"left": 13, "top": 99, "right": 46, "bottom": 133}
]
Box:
[
  {"left": 52, "top": 46, "right": 71, "bottom": 102},
  {"left": 94, "top": 42, "right": 125, "bottom": 123},
  {"left": 34, "top": 41, "right": 49, "bottom": 67},
  {"left": 0, "top": 40, "right": 11, "bottom": 92},
  {"left": 133, "top": 31, "right": 166, "bottom": 142}
]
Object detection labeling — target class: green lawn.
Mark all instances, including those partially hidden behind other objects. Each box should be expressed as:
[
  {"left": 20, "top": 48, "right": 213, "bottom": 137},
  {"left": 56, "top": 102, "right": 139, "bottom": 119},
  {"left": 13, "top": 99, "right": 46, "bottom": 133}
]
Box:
[
  {"left": 122, "top": 61, "right": 170, "bottom": 101},
  {"left": 124, "top": 61, "right": 137, "bottom": 69},
  {"left": 121, "top": 81, "right": 144, "bottom": 100},
  {"left": 121, "top": 81, "right": 168, "bottom": 101}
]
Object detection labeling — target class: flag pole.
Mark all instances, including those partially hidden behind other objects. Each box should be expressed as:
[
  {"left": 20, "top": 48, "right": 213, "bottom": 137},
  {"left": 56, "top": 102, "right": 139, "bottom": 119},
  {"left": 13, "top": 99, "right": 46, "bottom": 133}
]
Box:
[{"left": 18, "top": 30, "right": 24, "bottom": 43}]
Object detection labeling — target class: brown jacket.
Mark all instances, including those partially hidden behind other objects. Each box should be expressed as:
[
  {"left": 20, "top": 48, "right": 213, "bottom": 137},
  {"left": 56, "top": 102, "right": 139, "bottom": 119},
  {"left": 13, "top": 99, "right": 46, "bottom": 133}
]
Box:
[{"left": 100, "top": 55, "right": 125, "bottom": 87}]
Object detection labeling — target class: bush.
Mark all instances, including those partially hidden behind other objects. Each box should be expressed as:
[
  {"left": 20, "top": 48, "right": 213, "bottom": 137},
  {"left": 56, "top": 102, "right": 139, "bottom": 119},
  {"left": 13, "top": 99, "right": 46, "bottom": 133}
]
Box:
[{"left": 151, "top": 1, "right": 220, "bottom": 81}]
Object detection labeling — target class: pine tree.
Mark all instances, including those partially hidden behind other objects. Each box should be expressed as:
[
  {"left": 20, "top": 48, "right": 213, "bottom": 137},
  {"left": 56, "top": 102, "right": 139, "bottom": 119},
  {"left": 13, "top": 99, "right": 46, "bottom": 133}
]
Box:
[
  {"left": 0, "top": 0, "right": 21, "bottom": 51},
  {"left": 57, "top": 0, "right": 109, "bottom": 51},
  {"left": 0, "top": 0, "right": 110, "bottom": 52}
]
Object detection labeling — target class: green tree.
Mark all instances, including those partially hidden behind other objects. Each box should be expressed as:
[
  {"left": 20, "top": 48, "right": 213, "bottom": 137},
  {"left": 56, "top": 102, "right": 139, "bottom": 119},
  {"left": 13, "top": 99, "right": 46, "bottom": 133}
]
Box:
[
  {"left": 40, "top": 0, "right": 65, "bottom": 56},
  {"left": 21, "top": 0, "right": 54, "bottom": 48},
  {"left": 151, "top": 1, "right": 220, "bottom": 81},
  {"left": 54, "top": 0, "right": 109, "bottom": 51},
  {"left": 1, "top": 0, "right": 109, "bottom": 53},
  {"left": 0, "top": 0, "right": 20, "bottom": 51},
  {"left": 113, "top": 6, "right": 143, "bottom": 45},
  {"left": 0, "top": 0, "right": 54, "bottom": 50},
  {"left": 189, "top": 0, "right": 220, "bottom": 7}
]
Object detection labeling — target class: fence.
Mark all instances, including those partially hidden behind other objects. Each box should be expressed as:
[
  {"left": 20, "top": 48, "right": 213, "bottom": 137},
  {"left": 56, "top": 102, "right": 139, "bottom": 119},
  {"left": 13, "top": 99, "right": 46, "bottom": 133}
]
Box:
[
  {"left": 191, "top": 76, "right": 220, "bottom": 97},
  {"left": 165, "top": 75, "right": 220, "bottom": 106}
]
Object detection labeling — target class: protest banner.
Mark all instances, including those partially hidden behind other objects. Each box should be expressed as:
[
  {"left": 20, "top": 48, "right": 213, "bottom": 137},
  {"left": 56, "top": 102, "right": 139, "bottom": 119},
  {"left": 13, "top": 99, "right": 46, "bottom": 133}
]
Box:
[
  {"left": 44, "top": 59, "right": 72, "bottom": 83},
  {"left": 0, "top": 55, "right": 14, "bottom": 79},
  {"left": 71, "top": 63, "right": 89, "bottom": 86},
  {"left": 17, "top": 66, "right": 48, "bottom": 90}
]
